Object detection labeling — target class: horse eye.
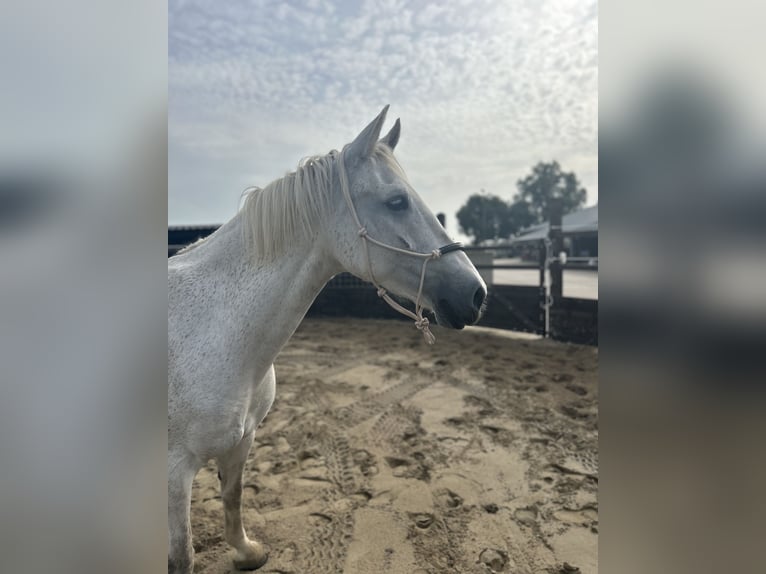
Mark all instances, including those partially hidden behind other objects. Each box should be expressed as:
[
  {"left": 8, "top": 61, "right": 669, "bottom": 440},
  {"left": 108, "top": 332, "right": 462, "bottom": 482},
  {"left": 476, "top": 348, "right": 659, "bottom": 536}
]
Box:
[{"left": 385, "top": 195, "right": 409, "bottom": 212}]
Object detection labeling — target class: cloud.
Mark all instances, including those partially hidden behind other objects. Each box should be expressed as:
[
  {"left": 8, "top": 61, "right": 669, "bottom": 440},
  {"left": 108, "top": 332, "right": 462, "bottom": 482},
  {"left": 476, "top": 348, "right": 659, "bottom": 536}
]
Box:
[{"left": 169, "top": 0, "right": 598, "bottom": 238}]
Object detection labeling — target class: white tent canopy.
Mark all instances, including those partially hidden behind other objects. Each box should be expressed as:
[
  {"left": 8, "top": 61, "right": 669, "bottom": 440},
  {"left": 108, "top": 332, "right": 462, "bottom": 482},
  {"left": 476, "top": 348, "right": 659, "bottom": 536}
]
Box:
[{"left": 512, "top": 204, "right": 598, "bottom": 243}]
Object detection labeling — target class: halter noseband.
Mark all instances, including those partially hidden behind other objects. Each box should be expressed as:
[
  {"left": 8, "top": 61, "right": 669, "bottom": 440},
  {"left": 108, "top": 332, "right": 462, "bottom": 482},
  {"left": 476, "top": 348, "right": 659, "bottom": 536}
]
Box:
[
  {"left": 335, "top": 149, "right": 465, "bottom": 344},
  {"left": 438, "top": 242, "right": 465, "bottom": 255}
]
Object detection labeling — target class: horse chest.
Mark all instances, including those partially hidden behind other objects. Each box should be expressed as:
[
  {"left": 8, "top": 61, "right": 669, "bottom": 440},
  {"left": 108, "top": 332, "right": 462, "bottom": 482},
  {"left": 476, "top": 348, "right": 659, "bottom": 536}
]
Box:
[
  {"left": 240, "top": 367, "right": 277, "bottom": 435},
  {"left": 183, "top": 369, "right": 274, "bottom": 460}
]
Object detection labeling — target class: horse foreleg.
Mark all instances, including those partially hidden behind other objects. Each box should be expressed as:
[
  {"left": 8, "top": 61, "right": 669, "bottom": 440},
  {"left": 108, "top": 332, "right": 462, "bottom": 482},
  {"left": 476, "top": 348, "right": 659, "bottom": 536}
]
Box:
[
  {"left": 218, "top": 431, "right": 268, "bottom": 570},
  {"left": 168, "top": 456, "right": 197, "bottom": 574}
]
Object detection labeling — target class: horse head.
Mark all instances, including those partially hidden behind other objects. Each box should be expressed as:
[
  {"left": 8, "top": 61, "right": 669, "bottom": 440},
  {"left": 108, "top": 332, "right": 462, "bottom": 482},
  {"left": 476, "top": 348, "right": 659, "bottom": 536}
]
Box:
[{"left": 328, "top": 106, "right": 487, "bottom": 331}]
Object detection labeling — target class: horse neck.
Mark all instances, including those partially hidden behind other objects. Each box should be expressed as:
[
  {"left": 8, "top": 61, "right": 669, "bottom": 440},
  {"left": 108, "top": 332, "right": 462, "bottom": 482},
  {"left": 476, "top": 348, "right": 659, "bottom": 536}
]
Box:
[{"left": 193, "top": 212, "right": 341, "bottom": 368}]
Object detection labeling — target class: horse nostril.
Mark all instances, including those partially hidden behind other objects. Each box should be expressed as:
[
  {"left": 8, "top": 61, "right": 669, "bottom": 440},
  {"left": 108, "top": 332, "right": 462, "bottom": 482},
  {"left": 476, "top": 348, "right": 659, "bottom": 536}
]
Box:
[{"left": 473, "top": 284, "right": 487, "bottom": 312}]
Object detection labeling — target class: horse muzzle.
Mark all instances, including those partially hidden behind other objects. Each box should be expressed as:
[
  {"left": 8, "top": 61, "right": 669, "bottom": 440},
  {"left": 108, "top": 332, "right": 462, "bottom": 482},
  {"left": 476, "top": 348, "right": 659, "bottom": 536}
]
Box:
[{"left": 433, "top": 280, "right": 487, "bottom": 329}]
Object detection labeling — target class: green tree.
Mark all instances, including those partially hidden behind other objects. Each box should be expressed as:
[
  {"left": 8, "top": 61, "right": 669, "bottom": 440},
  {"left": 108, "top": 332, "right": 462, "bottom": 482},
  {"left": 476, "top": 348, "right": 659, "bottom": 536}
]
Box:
[
  {"left": 456, "top": 193, "right": 513, "bottom": 245},
  {"left": 513, "top": 161, "right": 587, "bottom": 224},
  {"left": 507, "top": 200, "right": 536, "bottom": 233}
]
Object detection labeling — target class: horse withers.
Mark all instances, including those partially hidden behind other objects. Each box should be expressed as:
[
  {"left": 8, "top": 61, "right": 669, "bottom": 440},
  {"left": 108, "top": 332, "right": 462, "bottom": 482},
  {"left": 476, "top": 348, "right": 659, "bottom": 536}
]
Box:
[{"left": 167, "top": 106, "right": 486, "bottom": 573}]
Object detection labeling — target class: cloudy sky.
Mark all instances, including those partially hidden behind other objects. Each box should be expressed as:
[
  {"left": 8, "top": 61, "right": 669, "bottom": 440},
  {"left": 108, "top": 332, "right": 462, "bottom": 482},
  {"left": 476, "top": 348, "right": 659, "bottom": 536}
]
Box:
[{"left": 169, "top": 0, "right": 597, "bottom": 240}]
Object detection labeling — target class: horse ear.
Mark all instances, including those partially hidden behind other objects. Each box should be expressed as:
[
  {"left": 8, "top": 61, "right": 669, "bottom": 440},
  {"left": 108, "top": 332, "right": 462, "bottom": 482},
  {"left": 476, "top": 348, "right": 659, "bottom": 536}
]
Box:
[
  {"left": 380, "top": 118, "right": 401, "bottom": 151},
  {"left": 346, "top": 105, "right": 389, "bottom": 161}
]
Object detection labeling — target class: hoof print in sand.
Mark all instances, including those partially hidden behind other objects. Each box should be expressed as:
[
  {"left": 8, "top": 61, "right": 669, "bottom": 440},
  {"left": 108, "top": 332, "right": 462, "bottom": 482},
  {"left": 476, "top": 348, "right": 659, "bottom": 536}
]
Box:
[
  {"left": 187, "top": 319, "right": 597, "bottom": 574},
  {"left": 514, "top": 506, "right": 539, "bottom": 527},
  {"left": 409, "top": 512, "right": 435, "bottom": 529},
  {"left": 479, "top": 548, "right": 508, "bottom": 572},
  {"left": 434, "top": 488, "right": 463, "bottom": 509},
  {"left": 384, "top": 456, "right": 430, "bottom": 481}
]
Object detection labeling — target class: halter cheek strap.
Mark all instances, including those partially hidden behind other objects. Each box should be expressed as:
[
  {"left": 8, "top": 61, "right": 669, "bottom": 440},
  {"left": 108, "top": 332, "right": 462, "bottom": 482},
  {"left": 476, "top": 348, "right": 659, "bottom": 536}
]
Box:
[{"left": 335, "top": 150, "right": 465, "bottom": 344}]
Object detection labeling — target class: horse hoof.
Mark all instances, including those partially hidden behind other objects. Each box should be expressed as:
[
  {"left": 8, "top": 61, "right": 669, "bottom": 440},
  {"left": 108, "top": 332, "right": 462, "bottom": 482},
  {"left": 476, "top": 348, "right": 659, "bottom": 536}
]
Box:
[{"left": 232, "top": 541, "right": 269, "bottom": 571}]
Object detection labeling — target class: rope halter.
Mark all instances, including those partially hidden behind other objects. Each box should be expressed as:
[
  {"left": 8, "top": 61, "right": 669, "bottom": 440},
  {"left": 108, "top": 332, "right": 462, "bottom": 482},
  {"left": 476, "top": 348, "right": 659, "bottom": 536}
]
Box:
[{"left": 334, "top": 149, "right": 465, "bottom": 344}]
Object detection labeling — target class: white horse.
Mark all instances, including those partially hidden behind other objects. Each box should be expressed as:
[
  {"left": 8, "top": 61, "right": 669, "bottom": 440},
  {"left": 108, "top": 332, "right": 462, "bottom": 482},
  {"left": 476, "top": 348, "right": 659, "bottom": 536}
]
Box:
[{"left": 167, "top": 106, "right": 487, "bottom": 573}]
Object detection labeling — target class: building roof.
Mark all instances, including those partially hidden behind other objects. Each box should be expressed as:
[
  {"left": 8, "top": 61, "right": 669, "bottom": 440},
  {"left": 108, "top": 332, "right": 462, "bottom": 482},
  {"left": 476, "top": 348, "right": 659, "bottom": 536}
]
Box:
[{"left": 512, "top": 204, "right": 598, "bottom": 242}]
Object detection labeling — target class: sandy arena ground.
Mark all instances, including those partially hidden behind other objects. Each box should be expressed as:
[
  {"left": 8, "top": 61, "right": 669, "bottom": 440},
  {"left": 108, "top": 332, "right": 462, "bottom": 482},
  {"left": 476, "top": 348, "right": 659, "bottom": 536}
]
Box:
[{"left": 191, "top": 318, "right": 598, "bottom": 574}]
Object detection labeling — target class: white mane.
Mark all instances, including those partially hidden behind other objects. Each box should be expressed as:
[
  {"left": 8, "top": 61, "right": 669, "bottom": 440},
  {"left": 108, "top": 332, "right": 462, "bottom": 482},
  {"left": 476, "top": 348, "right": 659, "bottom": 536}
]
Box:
[{"left": 241, "top": 143, "right": 405, "bottom": 263}]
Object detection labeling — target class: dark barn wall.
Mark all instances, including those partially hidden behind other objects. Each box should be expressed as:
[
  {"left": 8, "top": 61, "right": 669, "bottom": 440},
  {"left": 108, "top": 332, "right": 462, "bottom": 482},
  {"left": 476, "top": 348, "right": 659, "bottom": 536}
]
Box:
[
  {"left": 308, "top": 274, "right": 409, "bottom": 322},
  {"left": 168, "top": 226, "right": 220, "bottom": 257},
  {"left": 552, "top": 298, "right": 599, "bottom": 346},
  {"left": 169, "top": 229, "right": 598, "bottom": 346},
  {"left": 478, "top": 285, "right": 542, "bottom": 335},
  {"left": 307, "top": 279, "right": 598, "bottom": 346}
]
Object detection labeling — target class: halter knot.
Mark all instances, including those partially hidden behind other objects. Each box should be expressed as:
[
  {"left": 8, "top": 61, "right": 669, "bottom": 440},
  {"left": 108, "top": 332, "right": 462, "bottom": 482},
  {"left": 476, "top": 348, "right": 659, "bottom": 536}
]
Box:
[
  {"left": 414, "top": 316, "right": 436, "bottom": 344},
  {"left": 376, "top": 287, "right": 387, "bottom": 298},
  {"left": 431, "top": 249, "right": 442, "bottom": 259},
  {"left": 357, "top": 227, "right": 368, "bottom": 237}
]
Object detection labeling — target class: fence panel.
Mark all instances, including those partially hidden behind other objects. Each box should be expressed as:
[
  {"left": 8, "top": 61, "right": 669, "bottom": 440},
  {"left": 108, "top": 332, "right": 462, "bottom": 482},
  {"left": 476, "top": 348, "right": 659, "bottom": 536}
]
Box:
[
  {"left": 169, "top": 228, "right": 598, "bottom": 345},
  {"left": 552, "top": 298, "right": 598, "bottom": 345},
  {"left": 477, "top": 285, "right": 542, "bottom": 335}
]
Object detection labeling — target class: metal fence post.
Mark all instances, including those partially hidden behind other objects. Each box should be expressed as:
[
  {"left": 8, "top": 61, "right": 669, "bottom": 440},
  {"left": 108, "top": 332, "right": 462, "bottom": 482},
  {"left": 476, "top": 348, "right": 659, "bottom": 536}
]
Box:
[
  {"left": 538, "top": 240, "right": 547, "bottom": 337},
  {"left": 547, "top": 199, "right": 564, "bottom": 339},
  {"left": 548, "top": 199, "right": 563, "bottom": 300}
]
